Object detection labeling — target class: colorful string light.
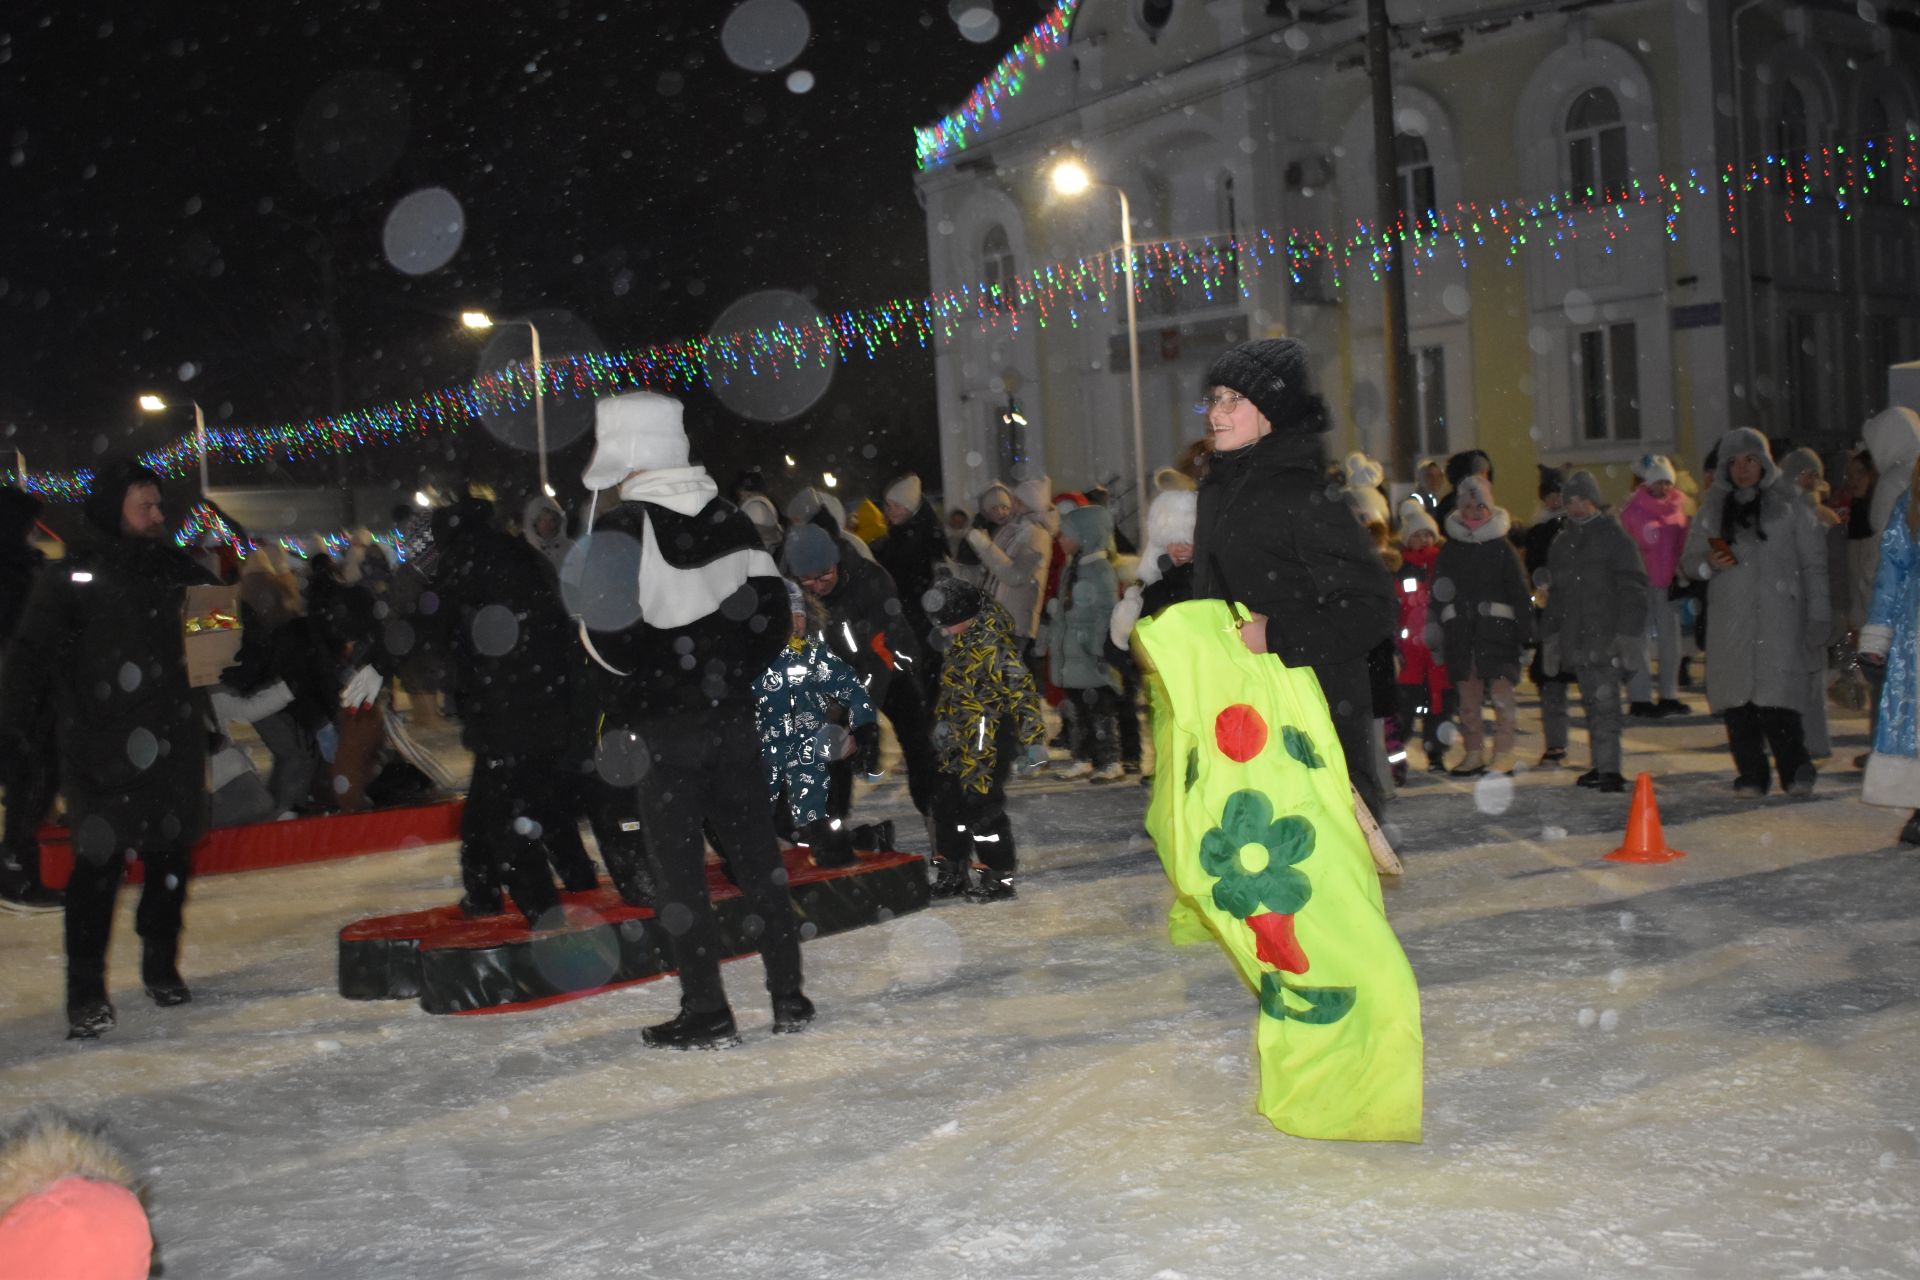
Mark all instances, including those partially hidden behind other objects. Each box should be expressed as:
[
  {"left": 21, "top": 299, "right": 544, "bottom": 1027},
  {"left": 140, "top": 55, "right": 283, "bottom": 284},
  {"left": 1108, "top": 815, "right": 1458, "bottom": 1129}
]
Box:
[
  {"left": 21, "top": 135, "right": 1916, "bottom": 504},
  {"left": 915, "top": 0, "right": 1081, "bottom": 170}
]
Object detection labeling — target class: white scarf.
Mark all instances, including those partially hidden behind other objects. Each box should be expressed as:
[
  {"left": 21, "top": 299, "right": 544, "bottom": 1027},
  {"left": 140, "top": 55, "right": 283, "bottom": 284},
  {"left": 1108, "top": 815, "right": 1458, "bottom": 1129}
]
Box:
[{"left": 578, "top": 468, "right": 780, "bottom": 676}]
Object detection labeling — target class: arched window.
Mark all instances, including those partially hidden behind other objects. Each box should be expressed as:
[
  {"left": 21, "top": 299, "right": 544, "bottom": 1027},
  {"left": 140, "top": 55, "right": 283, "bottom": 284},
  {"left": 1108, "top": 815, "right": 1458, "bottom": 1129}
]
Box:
[
  {"left": 1396, "top": 132, "right": 1436, "bottom": 227},
  {"left": 1566, "top": 87, "right": 1628, "bottom": 202},
  {"left": 981, "top": 225, "right": 1016, "bottom": 301}
]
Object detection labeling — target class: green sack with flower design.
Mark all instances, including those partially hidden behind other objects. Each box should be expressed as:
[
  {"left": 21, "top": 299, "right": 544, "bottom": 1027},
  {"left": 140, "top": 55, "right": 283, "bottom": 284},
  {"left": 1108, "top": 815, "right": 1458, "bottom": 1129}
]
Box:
[{"left": 1136, "top": 598, "right": 1423, "bottom": 1142}]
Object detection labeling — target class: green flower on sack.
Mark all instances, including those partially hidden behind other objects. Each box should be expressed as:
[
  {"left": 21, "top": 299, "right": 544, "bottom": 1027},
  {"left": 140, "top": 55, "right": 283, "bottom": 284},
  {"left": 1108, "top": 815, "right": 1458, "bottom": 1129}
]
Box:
[
  {"left": 1198, "top": 790, "right": 1313, "bottom": 920},
  {"left": 1283, "top": 726, "right": 1324, "bottom": 769}
]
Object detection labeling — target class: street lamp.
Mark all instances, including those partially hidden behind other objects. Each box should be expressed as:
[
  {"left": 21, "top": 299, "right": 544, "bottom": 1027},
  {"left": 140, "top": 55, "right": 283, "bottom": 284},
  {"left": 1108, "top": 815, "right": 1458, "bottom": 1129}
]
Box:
[
  {"left": 137, "top": 394, "right": 210, "bottom": 496},
  {"left": 1052, "top": 158, "right": 1148, "bottom": 540},
  {"left": 462, "top": 309, "right": 549, "bottom": 493}
]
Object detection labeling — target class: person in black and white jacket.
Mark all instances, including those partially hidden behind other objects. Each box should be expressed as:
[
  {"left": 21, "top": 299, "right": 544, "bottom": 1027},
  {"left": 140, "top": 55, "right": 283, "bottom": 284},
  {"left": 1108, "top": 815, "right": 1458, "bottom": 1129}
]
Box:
[{"left": 571, "top": 392, "right": 810, "bottom": 1050}]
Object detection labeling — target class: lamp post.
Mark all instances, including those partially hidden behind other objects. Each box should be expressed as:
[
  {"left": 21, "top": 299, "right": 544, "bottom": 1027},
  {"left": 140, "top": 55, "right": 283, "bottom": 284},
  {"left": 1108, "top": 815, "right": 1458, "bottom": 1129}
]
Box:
[
  {"left": 137, "top": 394, "right": 210, "bottom": 496},
  {"left": 462, "top": 310, "right": 551, "bottom": 495},
  {"left": 1051, "top": 159, "right": 1148, "bottom": 541}
]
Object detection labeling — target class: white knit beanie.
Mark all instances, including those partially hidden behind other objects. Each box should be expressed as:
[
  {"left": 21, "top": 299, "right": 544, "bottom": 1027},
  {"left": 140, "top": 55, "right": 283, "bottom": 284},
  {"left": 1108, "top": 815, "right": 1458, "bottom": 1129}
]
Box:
[
  {"left": 584, "top": 392, "right": 690, "bottom": 489},
  {"left": 884, "top": 474, "right": 923, "bottom": 511},
  {"left": 1397, "top": 498, "right": 1440, "bottom": 541},
  {"left": 1633, "top": 453, "right": 1676, "bottom": 486}
]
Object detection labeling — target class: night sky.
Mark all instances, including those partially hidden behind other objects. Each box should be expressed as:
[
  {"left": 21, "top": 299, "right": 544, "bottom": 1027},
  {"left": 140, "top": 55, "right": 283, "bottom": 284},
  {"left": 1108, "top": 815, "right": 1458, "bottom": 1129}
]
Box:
[{"left": 0, "top": 0, "right": 1047, "bottom": 513}]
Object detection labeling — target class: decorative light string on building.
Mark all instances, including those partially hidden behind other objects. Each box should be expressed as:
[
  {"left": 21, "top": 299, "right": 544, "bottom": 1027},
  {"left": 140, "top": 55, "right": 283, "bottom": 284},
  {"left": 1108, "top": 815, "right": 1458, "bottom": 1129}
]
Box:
[
  {"left": 915, "top": 0, "right": 1081, "bottom": 170},
  {"left": 21, "top": 135, "right": 1916, "bottom": 503}
]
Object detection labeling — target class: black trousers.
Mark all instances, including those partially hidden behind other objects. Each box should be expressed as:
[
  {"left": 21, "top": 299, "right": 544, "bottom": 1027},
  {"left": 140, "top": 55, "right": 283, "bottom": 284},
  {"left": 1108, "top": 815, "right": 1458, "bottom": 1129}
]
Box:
[
  {"left": 1115, "top": 655, "right": 1143, "bottom": 768},
  {"left": 1724, "top": 702, "right": 1811, "bottom": 789},
  {"left": 460, "top": 751, "right": 569, "bottom": 923},
  {"left": 931, "top": 718, "right": 1019, "bottom": 875},
  {"left": 1066, "top": 686, "right": 1122, "bottom": 768},
  {"left": 629, "top": 705, "right": 802, "bottom": 1015},
  {"left": 879, "top": 675, "right": 938, "bottom": 817},
  {"left": 64, "top": 843, "right": 191, "bottom": 1006},
  {"left": 1312, "top": 658, "right": 1384, "bottom": 817},
  {"left": 1, "top": 724, "right": 59, "bottom": 885}
]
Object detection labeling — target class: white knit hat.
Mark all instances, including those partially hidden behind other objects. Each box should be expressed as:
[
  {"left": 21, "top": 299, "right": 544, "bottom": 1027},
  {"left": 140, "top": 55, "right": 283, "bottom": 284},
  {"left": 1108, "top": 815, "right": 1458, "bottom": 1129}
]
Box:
[
  {"left": 584, "top": 392, "right": 689, "bottom": 489},
  {"left": 1137, "top": 488, "right": 1197, "bottom": 586},
  {"left": 1633, "top": 453, "right": 1676, "bottom": 486},
  {"left": 884, "top": 473, "right": 922, "bottom": 511},
  {"left": 1397, "top": 498, "right": 1440, "bottom": 541}
]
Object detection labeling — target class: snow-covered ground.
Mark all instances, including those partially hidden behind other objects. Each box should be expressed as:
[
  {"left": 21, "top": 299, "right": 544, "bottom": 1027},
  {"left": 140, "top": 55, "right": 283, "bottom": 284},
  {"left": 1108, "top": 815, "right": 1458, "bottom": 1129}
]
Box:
[{"left": 2, "top": 696, "right": 1917, "bottom": 1279}]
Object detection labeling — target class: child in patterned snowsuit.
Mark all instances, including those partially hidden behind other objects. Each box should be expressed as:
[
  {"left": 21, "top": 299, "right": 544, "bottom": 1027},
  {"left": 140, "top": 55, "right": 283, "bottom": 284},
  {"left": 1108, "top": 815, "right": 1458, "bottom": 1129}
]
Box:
[
  {"left": 922, "top": 577, "right": 1048, "bottom": 902},
  {"left": 753, "top": 583, "right": 881, "bottom": 868}
]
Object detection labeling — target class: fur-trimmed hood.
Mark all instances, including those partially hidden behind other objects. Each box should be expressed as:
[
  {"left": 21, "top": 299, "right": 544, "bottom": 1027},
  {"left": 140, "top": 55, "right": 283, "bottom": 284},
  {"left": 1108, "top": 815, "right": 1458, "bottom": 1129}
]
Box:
[
  {"left": 0, "top": 1108, "right": 151, "bottom": 1280},
  {"left": 1443, "top": 504, "right": 1512, "bottom": 544}
]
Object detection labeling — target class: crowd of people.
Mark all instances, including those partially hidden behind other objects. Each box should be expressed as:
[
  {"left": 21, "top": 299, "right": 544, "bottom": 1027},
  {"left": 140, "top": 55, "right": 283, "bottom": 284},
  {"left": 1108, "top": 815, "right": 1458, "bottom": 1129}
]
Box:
[{"left": 2, "top": 338, "right": 1918, "bottom": 1052}]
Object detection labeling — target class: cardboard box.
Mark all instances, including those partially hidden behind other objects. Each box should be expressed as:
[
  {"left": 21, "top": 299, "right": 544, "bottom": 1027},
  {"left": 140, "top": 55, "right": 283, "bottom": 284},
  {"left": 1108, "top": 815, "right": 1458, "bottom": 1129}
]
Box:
[{"left": 183, "top": 584, "right": 244, "bottom": 688}]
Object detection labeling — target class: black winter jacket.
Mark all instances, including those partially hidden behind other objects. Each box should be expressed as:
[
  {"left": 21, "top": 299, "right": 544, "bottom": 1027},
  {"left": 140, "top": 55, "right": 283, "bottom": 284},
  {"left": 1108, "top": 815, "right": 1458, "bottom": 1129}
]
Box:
[
  {"left": 814, "top": 552, "right": 926, "bottom": 704},
  {"left": 1433, "top": 508, "right": 1535, "bottom": 681},
  {"left": 873, "top": 500, "right": 946, "bottom": 641},
  {"left": 425, "top": 518, "right": 580, "bottom": 754},
  {"left": 579, "top": 498, "right": 789, "bottom": 723},
  {"left": 0, "top": 525, "right": 216, "bottom": 859},
  {"left": 1191, "top": 431, "right": 1395, "bottom": 669}
]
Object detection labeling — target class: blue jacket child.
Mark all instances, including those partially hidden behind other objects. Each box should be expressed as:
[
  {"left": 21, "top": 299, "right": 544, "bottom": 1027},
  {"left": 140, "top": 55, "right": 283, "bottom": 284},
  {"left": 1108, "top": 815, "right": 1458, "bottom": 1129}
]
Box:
[{"left": 754, "top": 581, "right": 882, "bottom": 866}]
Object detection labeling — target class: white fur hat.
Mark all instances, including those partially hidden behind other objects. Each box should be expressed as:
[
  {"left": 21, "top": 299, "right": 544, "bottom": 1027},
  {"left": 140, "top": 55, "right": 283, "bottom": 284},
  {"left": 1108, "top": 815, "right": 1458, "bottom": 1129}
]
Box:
[
  {"left": 884, "top": 474, "right": 923, "bottom": 511},
  {"left": 785, "top": 485, "right": 847, "bottom": 531},
  {"left": 1012, "top": 475, "right": 1052, "bottom": 516},
  {"left": 1397, "top": 498, "right": 1440, "bottom": 541},
  {"left": 1633, "top": 453, "right": 1676, "bottom": 486},
  {"left": 1344, "top": 451, "right": 1385, "bottom": 490},
  {"left": 584, "top": 392, "right": 689, "bottom": 489}
]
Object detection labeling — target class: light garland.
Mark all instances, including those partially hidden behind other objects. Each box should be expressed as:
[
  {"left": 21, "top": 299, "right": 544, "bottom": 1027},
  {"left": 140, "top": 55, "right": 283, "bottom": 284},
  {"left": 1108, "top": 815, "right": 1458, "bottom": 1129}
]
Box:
[
  {"left": 915, "top": 0, "right": 1081, "bottom": 170},
  {"left": 22, "top": 136, "right": 1915, "bottom": 504}
]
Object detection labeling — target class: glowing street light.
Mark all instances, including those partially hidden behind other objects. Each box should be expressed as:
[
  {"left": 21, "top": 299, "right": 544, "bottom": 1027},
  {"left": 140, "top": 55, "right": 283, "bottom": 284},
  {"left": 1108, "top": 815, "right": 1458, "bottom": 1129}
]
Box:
[
  {"left": 461, "top": 309, "right": 548, "bottom": 493},
  {"left": 822, "top": 471, "right": 838, "bottom": 489},
  {"left": 1051, "top": 157, "right": 1147, "bottom": 541},
  {"left": 137, "top": 394, "right": 210, "bottom": 496}
]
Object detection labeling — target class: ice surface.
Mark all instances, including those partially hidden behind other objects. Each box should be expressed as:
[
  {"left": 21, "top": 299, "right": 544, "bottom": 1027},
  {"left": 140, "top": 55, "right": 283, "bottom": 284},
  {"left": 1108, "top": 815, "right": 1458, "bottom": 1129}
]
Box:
[{"left": 1, "top": 701, "right": 1916, "bottom": 1278}]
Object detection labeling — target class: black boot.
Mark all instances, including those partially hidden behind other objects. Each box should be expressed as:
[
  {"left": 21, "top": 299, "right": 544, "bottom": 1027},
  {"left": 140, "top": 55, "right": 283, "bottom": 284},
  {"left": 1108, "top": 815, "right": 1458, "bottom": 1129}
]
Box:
[
  {"left": 771, "top": 991, "right": 815, "bottom": 1034},
  {"left": 849, "top": 820, "right": 895, "bottom": 853},
  {"left": 142, "top": 940, "right": 192, "bottom": 1007},
  {"left": 965, "top": 865, "right": 1016, "bottom": 903},
  {"left": 928, "top": 857, "right": 970, "bottom": 899},
  {"left": 66, "top": 999, "right": 116, "bottom": 1040},
  {"left": 641, "top": 1003, "right": 740, "bottom": 1050},
  {"left": 1899, "top": 811, "right": 1920, "bottom": 847}
]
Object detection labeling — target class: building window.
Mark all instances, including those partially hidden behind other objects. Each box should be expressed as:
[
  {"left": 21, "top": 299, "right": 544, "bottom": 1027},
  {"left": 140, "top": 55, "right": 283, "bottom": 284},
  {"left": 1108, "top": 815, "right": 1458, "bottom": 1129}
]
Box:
[
  {"left": 1396, "top": 132, "right": 1437, "bottom": 228},
  {"left": 1574, "top": 323, "right": 1640, "bottom": 442},
  {"left": 1566, "top": 87, "right": 1628, "bottom": 202},
  {"left": 1774, "top": 82, "right": 1826, "bottom": 190},
  {"left": 1414, "top": 346, "right": 1448, "bottom": 457},
  {"left": 994, "top": 401, "right": 1029, "bottom": 478},
  {"left": 981, "top": 225, "right": 1016, "bottom": 303}
]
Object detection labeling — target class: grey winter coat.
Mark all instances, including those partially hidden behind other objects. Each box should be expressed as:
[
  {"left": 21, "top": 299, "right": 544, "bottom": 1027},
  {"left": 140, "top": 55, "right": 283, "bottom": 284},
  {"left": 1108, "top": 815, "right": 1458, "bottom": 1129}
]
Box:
[
  {"left": 1540, "top": 512, "right": 1649, "bottom": 675},
  {"left": 1432, "top": 506, "right": 1534, "bottom": 682},
  {"left": 966, "top": 513, "right": 1052, "bottom": 642},
  {"left": 1681, "top": 434, "right": 1830, "bottom": 716}
]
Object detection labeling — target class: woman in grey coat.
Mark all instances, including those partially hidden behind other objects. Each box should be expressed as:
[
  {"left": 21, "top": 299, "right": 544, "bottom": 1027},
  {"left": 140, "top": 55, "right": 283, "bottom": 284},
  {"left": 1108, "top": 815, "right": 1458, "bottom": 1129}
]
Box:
[{"left": 1680, "top": 428, "right": 1830, "bottom": 796}]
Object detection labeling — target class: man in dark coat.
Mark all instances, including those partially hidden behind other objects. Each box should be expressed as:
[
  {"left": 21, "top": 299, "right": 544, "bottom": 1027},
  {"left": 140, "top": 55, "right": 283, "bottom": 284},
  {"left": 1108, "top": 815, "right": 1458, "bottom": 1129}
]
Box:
[
  {"left": 573, "top": 391, "right": 809, "bottom": 1049},
  {"left": 406, "top": 495, "right": 597, "bottom": 923},
  {"left": 0, "top": 486, "right": 62, "bottom": 911},
  {"left": 1190, "top": 339, "right": 1397, "bottom": 817},
  {"left": 0, "top": 461, "right": 217, "bottom": 1038},
  {"left": 781, "top": 524, "right": 938, "bottom": 821},
  {"left": 873, "top": 472, "right": 947, "bottom": 654}
]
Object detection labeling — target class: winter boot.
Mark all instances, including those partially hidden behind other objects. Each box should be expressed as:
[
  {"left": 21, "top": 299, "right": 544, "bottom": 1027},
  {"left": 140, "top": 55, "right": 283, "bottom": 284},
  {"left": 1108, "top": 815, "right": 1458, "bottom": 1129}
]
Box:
[
  {"left": 1594, "top": 772, "right": 1627, "bottom": 793},
  {"left": 641, "top": 1003, "right": 741, "bottom": 1050},
  {"left": 142, "top": 939, "right": 192, "bottom": 1007},
  {"left": 0, "top": 853, "right": 62, "bottom": 914},
  {"left": 1785, "top": 764, "right": 1818, "bottom": 798},
  {"left": 458, "top": 893, "right": 505, "bottom": 918},
  {"left": 928, "top": 857, "right": 970, "bottom": 900},
  {"left": 1899, "top": 810, "right": 1920, "bottom": 847},
  {"left": 848, "top": 820, "right": 895, "bottom": 853},
  {"left": 965, "top": 865, "right": 1016, "bottom": 903},
  {"left": 771, "top": 991, "right": 816, "bottom": 1034},
  {"left": 66, "top": 1000, "right": 116, "bottom": 1041}
]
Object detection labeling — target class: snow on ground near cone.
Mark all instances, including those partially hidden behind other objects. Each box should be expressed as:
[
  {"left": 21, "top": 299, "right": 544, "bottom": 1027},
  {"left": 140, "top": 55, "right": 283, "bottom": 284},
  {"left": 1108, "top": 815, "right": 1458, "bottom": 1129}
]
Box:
[{"left": 1, "top": 695, "right": 1917, "bottom": 1278}]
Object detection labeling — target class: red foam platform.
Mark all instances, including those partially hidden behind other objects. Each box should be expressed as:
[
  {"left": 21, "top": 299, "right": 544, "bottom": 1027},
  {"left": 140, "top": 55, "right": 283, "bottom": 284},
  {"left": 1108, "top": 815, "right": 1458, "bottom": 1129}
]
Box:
[{"left": 36, "top": 800, "right": 465, "bottom": 890}]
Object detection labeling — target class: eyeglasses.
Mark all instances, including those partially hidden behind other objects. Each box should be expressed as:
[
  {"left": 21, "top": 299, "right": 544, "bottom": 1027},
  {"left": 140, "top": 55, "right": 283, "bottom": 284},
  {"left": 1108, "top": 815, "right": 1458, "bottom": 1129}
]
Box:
[
  {"left": 797, "top": 570, "right": 837, "bottom": 588},
  {"left": 1193, "top": 390, "right": 1247, "bottom": 415}
]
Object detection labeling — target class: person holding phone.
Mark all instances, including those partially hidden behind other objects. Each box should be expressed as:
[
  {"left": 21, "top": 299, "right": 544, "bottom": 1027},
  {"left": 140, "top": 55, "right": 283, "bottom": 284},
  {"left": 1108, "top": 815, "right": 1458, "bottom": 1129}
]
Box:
[{"left": 1681, "top": 429, "right": 1830, "bottom": 797}]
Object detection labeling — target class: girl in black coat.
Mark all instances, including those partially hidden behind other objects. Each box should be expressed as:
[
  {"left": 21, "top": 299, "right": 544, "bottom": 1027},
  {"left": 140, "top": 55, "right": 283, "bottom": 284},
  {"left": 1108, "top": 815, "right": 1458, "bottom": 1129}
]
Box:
[{"left": 1433, "top": 475, "right": 1533, "bottom": 776}]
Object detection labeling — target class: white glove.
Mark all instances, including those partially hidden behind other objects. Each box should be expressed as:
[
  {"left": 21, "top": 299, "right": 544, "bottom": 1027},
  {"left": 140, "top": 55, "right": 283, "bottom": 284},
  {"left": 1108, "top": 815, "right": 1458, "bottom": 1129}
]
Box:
[
  {"left": 964, "top": 527, "right": 991, "bottom": 554},
  {"left": 341, "top": 664, "right": 385, "bottom": 709},
  {"left": 1109, "top": 586, "right": 1144, "bottom": 651}
]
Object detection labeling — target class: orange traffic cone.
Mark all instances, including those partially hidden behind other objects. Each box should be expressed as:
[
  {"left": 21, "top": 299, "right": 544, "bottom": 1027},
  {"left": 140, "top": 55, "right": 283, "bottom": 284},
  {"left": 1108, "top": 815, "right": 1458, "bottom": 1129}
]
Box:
[{"left": 1605, "top": 772, "right": 1686, "bottom": 864}]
